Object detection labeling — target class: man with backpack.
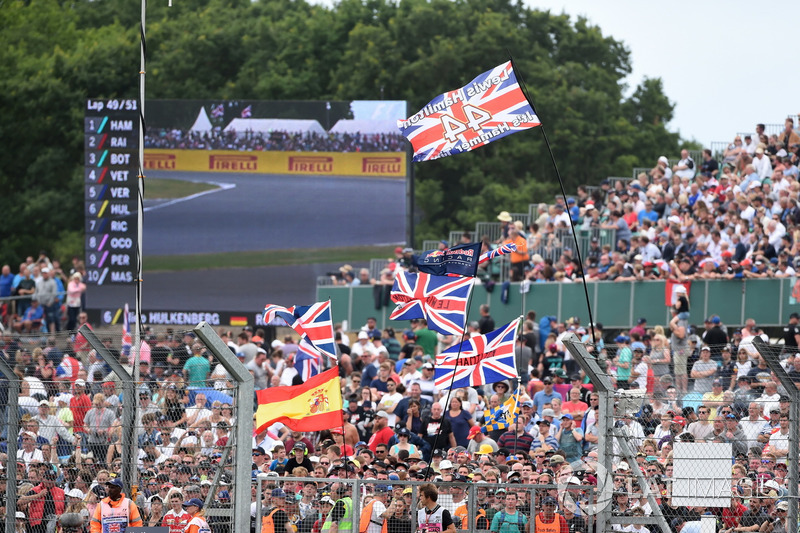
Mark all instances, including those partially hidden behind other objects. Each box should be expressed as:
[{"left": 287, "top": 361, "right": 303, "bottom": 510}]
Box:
[{"left": 491, "top": 491, "right": 528, "bottom": 533}]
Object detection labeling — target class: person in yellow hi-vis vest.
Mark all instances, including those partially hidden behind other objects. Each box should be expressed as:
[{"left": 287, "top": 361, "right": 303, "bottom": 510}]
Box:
[{"left": 322, "top": 482, "right": 353, "bottom": 533}]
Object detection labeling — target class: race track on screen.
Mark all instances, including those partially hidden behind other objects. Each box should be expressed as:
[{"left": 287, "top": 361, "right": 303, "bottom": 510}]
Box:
[{"left": 143, "top": 170, "right": 406, "bottom": 256}]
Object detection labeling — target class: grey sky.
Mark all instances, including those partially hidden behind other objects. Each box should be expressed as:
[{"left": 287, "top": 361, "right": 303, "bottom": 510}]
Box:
[{"left": 528, "top": 0, "right": 800, "bottom": 147}]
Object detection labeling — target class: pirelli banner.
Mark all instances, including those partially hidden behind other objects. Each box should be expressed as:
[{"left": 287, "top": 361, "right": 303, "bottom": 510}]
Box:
[
  {"left": 143, "top": 98, "right": 409, "bottom": 179},
  {"left": 144, "top": 149, "right": 406, "bottom": 178}
]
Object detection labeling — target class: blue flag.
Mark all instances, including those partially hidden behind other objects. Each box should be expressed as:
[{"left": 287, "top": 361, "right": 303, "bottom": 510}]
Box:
[{"left": 415, "top": 242, "right": 481, "bottom": 277}]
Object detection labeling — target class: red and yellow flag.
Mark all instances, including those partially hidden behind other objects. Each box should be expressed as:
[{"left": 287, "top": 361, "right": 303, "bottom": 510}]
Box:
[{"left": 255, "top": 367, "right": 343, "bottom": 432}]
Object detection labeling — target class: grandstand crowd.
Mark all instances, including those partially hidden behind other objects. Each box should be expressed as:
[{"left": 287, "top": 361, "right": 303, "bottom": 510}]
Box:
[
  {"left": 144, "top": 128, "right": 406, "bottom": 152},
  {"left": 2, "top": 120, "right": 800, "bottom": 533},
  {"left": 331, "top": 119, "right": 800, "bottom": 286}
]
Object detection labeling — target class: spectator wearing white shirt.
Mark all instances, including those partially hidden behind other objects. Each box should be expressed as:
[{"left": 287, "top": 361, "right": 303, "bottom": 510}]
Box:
[
  {"left": 752, "top": 147, "right": 773, "bottom": 180},
  {"left": 673, "top": 149, "right": 696, "bottom": 180}
]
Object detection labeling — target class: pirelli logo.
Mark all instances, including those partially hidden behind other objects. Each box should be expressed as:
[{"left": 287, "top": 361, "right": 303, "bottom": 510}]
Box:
[
  {"left": 288, "top": 156, "right": 333, "bottom": 173},
  {"left": 143, "top": 153, "right": 176, "bottom": 170},
  {"left": 362, "top": 156, "right": 403, "bottom": 174},
  {"left": 209, "top": 155, "right": 258, "bottom": 171}
]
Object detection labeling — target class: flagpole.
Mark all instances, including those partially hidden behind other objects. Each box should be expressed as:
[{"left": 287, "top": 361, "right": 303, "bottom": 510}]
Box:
[
  {"left": 428, "top": 281, "right": 476, "bottom": 459},
  {"left": 508, "top": 54, "right": 598, "bottom": 344}
]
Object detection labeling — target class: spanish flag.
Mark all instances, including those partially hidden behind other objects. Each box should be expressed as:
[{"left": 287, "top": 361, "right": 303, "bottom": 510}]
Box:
[{"left": 255, "top": 367, "right": 343, "bottom": 432}]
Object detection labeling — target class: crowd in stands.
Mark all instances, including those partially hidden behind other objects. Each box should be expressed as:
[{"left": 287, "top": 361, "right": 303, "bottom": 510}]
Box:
[
  {"left": 3, "top": 118, "right": 800, "bottom": 533},
  {"left": 337, "top": 118, "right": 800, "bottom": 286},
  {"left": 144, "top": 128, "right": 406, "bottom": 152},
  {"left": 2, "top": 301, "right": 799, "bottom": 533},
  {"left": 0, "top": 253, "right": 87, "bottom": 334}
]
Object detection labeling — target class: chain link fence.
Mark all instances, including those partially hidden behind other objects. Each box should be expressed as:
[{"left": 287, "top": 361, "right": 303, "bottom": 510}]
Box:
[{"left": 0, "top": 325, "right": 249, "bottom": 533}]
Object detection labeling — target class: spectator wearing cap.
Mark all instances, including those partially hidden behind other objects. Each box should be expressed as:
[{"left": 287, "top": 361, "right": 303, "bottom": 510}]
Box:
[
  {"left": 466, "top": 425, "right": 499, "bottom": 454},
  {"left": 89, "top": 478, "right": 143, "bottom": 533},
  {"left": 555, "top": 414, "right": 583, "bottom": 463},
  {"left": 368, "top": 411, "right": 395, "bottom": 453},
  {"left": 532, "top": 376, "right": 560, "bottom": 417},
  {"left": 286, "top": 442, "right": 314, "bottom": 472},
  {"left": 702, "top": 379, "right": 727, "bottom": 419},
  {"left": 702, "top": 316, "right": 728, "bottom": 360},
  {"left": 690, "top": 346, "right": 717, "bottom": 393},
  {"left": 390, "top": 427, "right": 419, "bottom": 457},
  {"left": 361, "top": 485, "right": 396, "bottom": 533},
  {"left": 262, "top": 488, "right": 292, "bottom": 533},
  {"left": 182, "top": 498, "right": 209, "bottom": 533},
  {"left": 532, "top": 496, "right": 566, "bottom": 533},
  {"left": 721, "top": 413, "right": 748, "bottom": 457}
]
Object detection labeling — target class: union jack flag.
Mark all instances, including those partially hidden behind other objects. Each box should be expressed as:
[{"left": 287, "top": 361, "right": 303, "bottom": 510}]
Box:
[
  {"left": 390, "top": 272, "right": 474, "bottom": 336},
  {"left": 294, "top": 337, "right": 321, "bottom": 381},
  {"left": 210, "top": 103, "right": 224, "bottom": 118},
  {"left": 263, "top": 301, "right": 337, "bottom": 361},
  {"left": 434, "top": 318, "right": 521, "bottom": 388},
  {"left": 479, "top": 243, "right": 517, "bottom": 265},
  {"left": 482, "top": 384, "right": 522, "bottom": 433},
  {"left": 397, "top": 61, "right": 540, "bottom": 162},
  {"left": 241, "top": 105, "right": 252, "bottom": 118},
  {"left": 121, "top": 303, "right": 131, "bottom": 357}
]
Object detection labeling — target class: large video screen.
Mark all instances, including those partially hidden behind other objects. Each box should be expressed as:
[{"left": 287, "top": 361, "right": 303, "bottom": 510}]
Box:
[{"left": 141, "top": 99, "right": 409, "bottom": 256}]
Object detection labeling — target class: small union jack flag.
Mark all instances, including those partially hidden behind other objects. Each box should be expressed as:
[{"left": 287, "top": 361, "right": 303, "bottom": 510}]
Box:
[
  {"left": 210, "top": 103, "right": 224, "bottom": 118},
  {"left": 479, "top": 243, "right": 517, "bottom": 264},
  {"left": 240, "top": 105, "right": 252, "bottom": 118},
  {"left": 434, "top": 318, "right": 521, "bottom": 389},
  {"left": 263, "top": 301, "right": 337, "bottom": 361},
  {"left": 121, "top": 303, "right": 131, "bottom": 357},
  {"left": 294, "top": 337, "right": 321, "bottom": 381},
  {"left": 390, "top": 271, "right": 474, "bottom": 336}
]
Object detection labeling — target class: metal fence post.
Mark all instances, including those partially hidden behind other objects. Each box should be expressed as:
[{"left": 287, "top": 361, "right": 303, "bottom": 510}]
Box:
[
  {"left": 562, "top": 334, "right": 613, "bottom": 533},
  {"left": 563, "top": 333, "right": 672, "bottom": 533},
  {"left": 78, "top": 324, "right": 136, "bottom": 491},
  {"left": 0, "top": 357, "right": 20, "bottom": 533},
  {"left": 754, "top": 337, "right": 798, "bottom": 529},
  {"left": 194, "top": 321, "right": 254, "bottom": 533}
]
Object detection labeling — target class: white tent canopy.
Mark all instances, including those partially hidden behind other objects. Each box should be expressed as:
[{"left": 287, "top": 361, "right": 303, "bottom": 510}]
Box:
[
  {"left": 223, "top": 118, "right": 326, "bottom": 138},
  {"left": 190, "top": 107, "right": 213, "bottom": 133},
  {"left": 329, "top": 119, "right": 399, "bottom": 135}
]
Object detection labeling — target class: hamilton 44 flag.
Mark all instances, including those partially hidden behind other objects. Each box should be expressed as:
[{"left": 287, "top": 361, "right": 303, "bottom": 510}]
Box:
[
  {"left": 434, "top": 317, "right": 521, "bottom": 389},
  {"left": 398, "top": 61, "right": 540, "bottom": 162}
]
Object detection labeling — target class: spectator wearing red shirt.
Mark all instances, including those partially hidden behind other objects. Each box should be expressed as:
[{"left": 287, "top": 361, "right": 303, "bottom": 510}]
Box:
[
  {"left": 368, "top": 411, "right": 394, "bottom": 453},
  {"left": 70, "top": 379, "right": 92, "bottom": 435}
]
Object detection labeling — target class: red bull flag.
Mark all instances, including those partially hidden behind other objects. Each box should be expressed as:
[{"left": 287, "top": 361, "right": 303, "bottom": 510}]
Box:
[
  {"left": 398, "top": 61, "right": 540, "bottom": 162},
  {"left": 416, "top": 243, "right": 482, "bottom": 277}
]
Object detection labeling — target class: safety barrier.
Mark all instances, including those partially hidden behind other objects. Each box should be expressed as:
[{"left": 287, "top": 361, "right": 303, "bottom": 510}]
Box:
[{"left": 318, "top": 277, "right": 800, "bottom": 331}]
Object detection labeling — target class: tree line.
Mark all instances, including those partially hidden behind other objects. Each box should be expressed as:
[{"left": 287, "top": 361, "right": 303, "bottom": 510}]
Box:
[{"left": 0, "top": 0, "right": 684, "bottom": 264}]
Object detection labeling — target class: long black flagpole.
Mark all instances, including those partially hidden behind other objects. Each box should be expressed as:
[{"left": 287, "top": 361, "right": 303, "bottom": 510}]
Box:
[{"left": 508, "top": 53, "right": 598, "bottom": 346}]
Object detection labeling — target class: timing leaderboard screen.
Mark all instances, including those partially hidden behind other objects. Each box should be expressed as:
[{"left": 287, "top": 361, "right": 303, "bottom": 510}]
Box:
[{"left": 84, "top": 99, "right": 139, "bottom": 286}]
